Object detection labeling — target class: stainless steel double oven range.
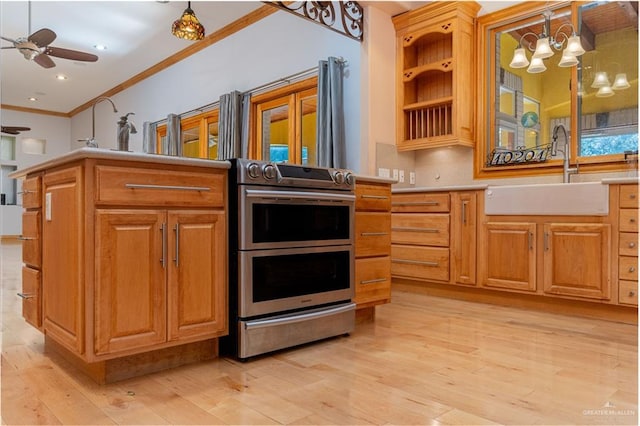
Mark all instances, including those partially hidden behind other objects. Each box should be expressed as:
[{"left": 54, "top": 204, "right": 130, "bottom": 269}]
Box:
[{"left": 221, "top": 158, "right": 356, "bottom": 360}]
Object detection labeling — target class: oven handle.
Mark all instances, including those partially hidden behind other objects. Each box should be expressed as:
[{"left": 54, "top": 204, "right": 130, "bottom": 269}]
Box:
[
  {"left": 244, "top": 189, "right": 355, "bottom": 203},
  {"left": 243, "top": 303, "right": 355, "bottom": 330}
]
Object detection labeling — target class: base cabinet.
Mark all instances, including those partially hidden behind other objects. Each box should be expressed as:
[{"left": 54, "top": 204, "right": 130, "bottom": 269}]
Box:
[{"left": 25, "top": 159, "right": 228, "bottom": 364}]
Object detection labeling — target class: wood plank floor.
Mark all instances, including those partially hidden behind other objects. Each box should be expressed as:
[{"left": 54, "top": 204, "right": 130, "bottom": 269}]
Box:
[{"left": 1, "top": 240, "right": 637, "bottom": 425}]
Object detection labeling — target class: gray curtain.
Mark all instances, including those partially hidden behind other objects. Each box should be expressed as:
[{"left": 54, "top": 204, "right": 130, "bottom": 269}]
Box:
[
  {"left": 316, "top": 56, "right": 346, "bottom": 168},
  {"left": 166, "top": 113, "right": 181, "bottom": 156},
  {"left": 142, "top": 121, "right": 157, "bottom": 154},
  {"left": 218, "top": 91, "right": 250, "bottom": 159}
]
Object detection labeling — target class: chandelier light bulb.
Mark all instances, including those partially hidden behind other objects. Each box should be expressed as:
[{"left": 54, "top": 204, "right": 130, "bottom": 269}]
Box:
[
  {"left": 612, "top": 73, "right": 631, "bottom": 90},
  {"left": 533, "top": 37, "right": 554, "bottom": 59},
  {"left": 591, "top": 71, "right": 611, "bottom": 88},
  {"left": 558, "top": 49, "right": 579, "bottom": 67},
  {"left": 596, "top": 85, "right": 614, "bottom": 97},
  {"left": 565, "top": 34, "right": 586, "bottom": 56},
  {"left": 510, "top": 47, "right": 530, "bottom": 68},
  {"left": 527, "top": 56, "right": 547, "bottom": 74}
]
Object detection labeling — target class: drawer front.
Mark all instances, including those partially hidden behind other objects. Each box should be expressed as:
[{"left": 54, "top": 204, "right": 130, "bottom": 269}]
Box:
[
  {"left": 391, "top": 213, "right": 449, "bottom": 247},
  {"left": 619, "top": 256, "right": 638, "bottom": 281},
  {"left": 619, "top": 280, "right": 638, "bottom": 306},
  {"left": 354, "top": 256, "right": 391, "bottom": 306},
  {"left": 355, "top": 212, "right": 391, "bottom": 258},
  {"left": 619, "top": 232, "right": 639, "bottom": 256},
  {"left": 355, "top": 183, "right": 391, "bottom": 211},
  {"left": 96, "top": 166, "right": 225, "bottom": 207},
  {"left": 619, "top": 209, "right": 639, "bottom": 232},
  {"left": 391, "top": 244, "right": 449, "bottom": 282},
  {"left": 22, "top": 211, "right": 41, "bottom": 268},
  {"left": 619, "top": 185, "right": 639, "bottom": 209},
  {"left": 392, "top": 192, "right": 450, "bottom": 213},
  {"left": 21, "top": 266, "right": 41, "bottom": 328},
  {"left": 22, "top": 175, "right": 42, "bottom": 208}
]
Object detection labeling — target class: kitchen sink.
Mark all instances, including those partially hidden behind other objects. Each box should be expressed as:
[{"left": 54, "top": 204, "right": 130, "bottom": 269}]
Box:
[{"left": 484, "top": 181, "right": 609, "bottom": 216}]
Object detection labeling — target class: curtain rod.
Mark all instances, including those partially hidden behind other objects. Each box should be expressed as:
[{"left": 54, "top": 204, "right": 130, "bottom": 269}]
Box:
[{"left": 150, "top": 57, "right": 348, "bottom": 125}]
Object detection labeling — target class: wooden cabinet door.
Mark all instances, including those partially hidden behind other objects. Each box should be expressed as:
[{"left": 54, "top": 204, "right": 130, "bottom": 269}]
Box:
[
  {"left": 451, "top": 192, "right": 477, "bottom": 285},
  {"left": 42, "top": 166, "right": 85, "bottom": 354},
  {"left": 167, "top": 210, "right": 227, "bottom": 341},
  {"left": 481, "top": 222, "right": 536, "bottom": 292},
  {"left": 543, "top": 223, "right": 611, "bottom": 300},
  {"left": 95, "top": 210, "right": 166, "bottom": 355}
]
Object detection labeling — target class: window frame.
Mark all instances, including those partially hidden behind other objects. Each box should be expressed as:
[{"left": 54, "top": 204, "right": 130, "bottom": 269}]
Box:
[
  {"left": 156, "top": 109, "right": 219, "bottom": 159},
  {"left": 475, "top": 1, "right": 634, "bottom": 179}
]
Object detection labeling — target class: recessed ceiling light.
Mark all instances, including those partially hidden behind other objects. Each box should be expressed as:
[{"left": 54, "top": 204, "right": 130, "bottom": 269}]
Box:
[
  {"left": 56, "top": 74, "right": 68, "bottom": 80},
  {"left": 93, "top": 44, "right": 107, "bottom": 51},
  {"left": 28, "top": 97, "right": 37, "bottom": 101}
]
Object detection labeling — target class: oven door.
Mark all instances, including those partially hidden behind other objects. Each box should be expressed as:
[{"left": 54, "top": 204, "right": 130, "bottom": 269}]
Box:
[
  {"left": 238, "top": 245, "right": 354, "bottom": 318},
  {"left": 239, "top": 186, "right": 354, "bottom": 250}
]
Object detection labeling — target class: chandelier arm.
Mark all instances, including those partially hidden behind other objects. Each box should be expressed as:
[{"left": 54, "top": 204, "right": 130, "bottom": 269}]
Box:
[
  {"left": 553, "top": 23, "right": 577, "bottom": 48},
  {"left": 518, "top": 31, "right": 542, "bottom": 52}
]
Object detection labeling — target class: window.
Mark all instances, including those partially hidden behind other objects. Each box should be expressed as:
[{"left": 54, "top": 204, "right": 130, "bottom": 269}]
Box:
[
  {"left": 156, "top": 110, "right": 219, "bottom": 159},
  {"left": 251, "top": 77, "right": 317, "bottom": 165},
  {"left": 477, "top": 2, "right": 638, "bottom": 178}
]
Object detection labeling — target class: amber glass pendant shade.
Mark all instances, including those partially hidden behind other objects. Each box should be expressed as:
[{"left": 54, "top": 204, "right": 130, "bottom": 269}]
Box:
[{"left": 172, "top": 2, "right": 205, "bottom": 41}]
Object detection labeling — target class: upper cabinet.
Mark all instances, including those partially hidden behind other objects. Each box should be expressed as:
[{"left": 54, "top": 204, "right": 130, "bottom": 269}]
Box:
[{"left": 393, "top": 1, "right": 480, "bottom": 151}]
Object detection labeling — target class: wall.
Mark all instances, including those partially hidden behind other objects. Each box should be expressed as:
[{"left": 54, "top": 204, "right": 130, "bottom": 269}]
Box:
[{"left": 68, "top": 10, "right": 364, "bottom": 171}]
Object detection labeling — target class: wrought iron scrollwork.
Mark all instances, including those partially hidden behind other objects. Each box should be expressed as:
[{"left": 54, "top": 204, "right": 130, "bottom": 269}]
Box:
[{"left": 270, "top": 1, "right": 363, "bottom": 42}]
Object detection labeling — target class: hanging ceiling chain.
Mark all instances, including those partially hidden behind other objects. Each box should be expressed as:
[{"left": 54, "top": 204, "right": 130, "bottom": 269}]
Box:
[{"left": 268, "top": 1, "right": 363, "bottom": 42}]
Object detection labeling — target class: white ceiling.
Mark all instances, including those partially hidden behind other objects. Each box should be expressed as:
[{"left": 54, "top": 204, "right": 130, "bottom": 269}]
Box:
[{"left": 0, "top": 1, "right": 519, "bottom": 117}]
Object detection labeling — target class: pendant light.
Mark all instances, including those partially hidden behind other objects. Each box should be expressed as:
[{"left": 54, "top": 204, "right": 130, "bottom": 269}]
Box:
[
  {"left": 172, "top": 1, "right": 205, "bottom": 41},
  {"left": 612, "top": 73, "right": 631, "bottom": 90}
]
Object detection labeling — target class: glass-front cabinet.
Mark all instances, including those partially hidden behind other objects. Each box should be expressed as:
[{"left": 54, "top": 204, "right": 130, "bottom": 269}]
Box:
[{"left": 477, "top": 1, "right": 638, "bottom": 177}]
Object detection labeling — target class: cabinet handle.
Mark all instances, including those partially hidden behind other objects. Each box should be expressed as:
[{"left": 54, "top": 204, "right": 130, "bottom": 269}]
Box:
[
  {"left": 174, "top": 224, "right": 180, "bottom": 267},
  {"left": 629, "top": 242, "right": 636, "bottom": 248},
  {"left": 392, "top": 259, "right": 439, "bottom": 267},
  {"left": 160, "top": 223, "right": 166, "bottom": 268},
  {"left": 17, "top": 236, "right": 36, "bottom": 241},
  {"left": 544, "top": 232, "right": 549, "bottom": 251},
  {"left": 630, "top": 291, "right": 636, "bottom": 297},
  {"left": 361, "top": 194, "right": 389, "bottom": 200},
  {"left": 630, "top": 218, "right": 637, "bottom": 223},
  {"left": 630, "top": 194, "right": 636, "bottom": 199},
  {"left": 391, "top": 227, "right": 439, "bottom": 233},
  {"left": 125, "top": 183, "right": 211, "bottom": 192},
  {"left": 528, "top": 232, "right": 533, "bottom": 251},
  {"left": 360, "top": 278, "right": 387, "bottom": 285},
  {"left": 462, "top": 201, "right": 467, "bottom": 225},
  {"left": 18, "top": 190, "right": 33, "bottom": 195},
  {"left": 361, "top": 232, "right": 388, "bottom": 237},
  {"left": 17, "top": 293, "right": 34, "bottom": 299},
  {"left": 392, "top": 201, "right": 439, "bottom": 206},
  {"left": 629, "top": 266, "right": 636, "bottom": 273}
]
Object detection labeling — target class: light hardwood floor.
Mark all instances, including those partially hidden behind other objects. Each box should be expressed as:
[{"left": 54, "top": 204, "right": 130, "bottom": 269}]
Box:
[{"left": 1, "top": 240, "right": 637, "bottom": 425}]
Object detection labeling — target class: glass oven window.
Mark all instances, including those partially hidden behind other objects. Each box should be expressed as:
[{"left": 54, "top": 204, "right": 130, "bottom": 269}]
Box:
[
  {"left": 252, "top": 250, "right": 351, "bottom": 302},
  {"left": 252, "top": 203, "right": 350, "bottom": 243}
]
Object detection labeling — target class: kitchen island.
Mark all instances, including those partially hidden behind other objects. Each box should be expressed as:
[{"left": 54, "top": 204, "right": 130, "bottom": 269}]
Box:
[{"left": 11, "top": 148, "right": 230, "bottom": 383}]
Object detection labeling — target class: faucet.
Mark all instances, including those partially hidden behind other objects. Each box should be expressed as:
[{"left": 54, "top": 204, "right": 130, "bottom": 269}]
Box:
[
  {"left": 552, "top": 124, "right": 578, "bottom": 183},
  {"left": 117, "top": 112, "right": 137, "bottom": 151},
  {"left": 81, "top": 97, "right": 118, "bottom": 148}
]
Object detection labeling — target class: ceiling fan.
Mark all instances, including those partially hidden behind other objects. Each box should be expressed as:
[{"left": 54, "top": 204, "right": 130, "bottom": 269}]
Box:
[
  {"left": 1, "top": 126, "right": 31, "bottom": 135},
  {"left": 0, "top": 2, "right": 98, "bottom": 69}
]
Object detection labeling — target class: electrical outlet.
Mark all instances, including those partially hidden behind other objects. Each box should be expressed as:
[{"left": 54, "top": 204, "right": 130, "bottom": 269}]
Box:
[
  {"left": 409, "top": 172, "right": 416, "bottom": 185},
  {"left": 378, "top": 168, "right": 390, "bottom": 178},
  {"left": 392, "top": 169, "right": 399, "bottom": 180},
  {"left": 399, "top": 170, "right": 405, "bottom": 183}
]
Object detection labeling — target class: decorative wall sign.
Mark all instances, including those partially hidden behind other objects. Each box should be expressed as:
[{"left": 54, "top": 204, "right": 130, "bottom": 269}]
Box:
[
  {"left": 520, "top": 111, "right": 539, "bottom": 128},
  {"left": 487, "top": 144, "right": 552, "bottom": 166}
]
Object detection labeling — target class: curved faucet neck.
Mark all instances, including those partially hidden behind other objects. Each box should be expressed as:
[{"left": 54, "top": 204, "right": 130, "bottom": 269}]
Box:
[{"left": 91, "top": 97, "right": 118, "bottom": 139}]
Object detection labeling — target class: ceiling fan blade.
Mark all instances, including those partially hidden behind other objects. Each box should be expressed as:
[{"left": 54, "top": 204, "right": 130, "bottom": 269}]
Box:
[
  {"left": 1, "top": 35, "right": 17, "bottom": 44},
  {"left": 28, "top": 28, "right": 56, "bottom": 47},
  {"left": 1, "top": 126, "right": 31, "bottom": 135},
  {"left": 44, "top": 46, "right": 97, "bottom": 62},
  {"left": 34, "top": 53, "right": 55, "bottom": 68},
  {"left": 0, "top": 46, "right": 17, "bottom": 50}
]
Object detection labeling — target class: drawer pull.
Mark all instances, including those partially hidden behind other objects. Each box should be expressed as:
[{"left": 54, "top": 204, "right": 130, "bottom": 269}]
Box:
[
  {"left": 17, "top": 236, "right": 37, "bottom": 241},
  {"left": 630, "top": 194, "right": 637, "bottom": 199},
  {"left": 361, "top": 232, "right": 388, "bottom": 237},
  {"left": 361, "top": 195, "right": 389, "bottom": 200},
  {"left": 629, "top": 242, "right": 636, "bottom": 248},
  {"left": 630, "top": 291, "right": 636, "bottom": 297},
  {"left": 392, "top": 201, "right": 439, "bottom": 206},
  {"left": 360, "top": 278, "right": 387, "bottom": 285},
  {"left": 392, "top": 227, "right": 439, "bottom": 233},
  {"left": 18, "top": 190, "right": 34, "bottom": 195},
  {"left": 629, "top": 266, "right": 636, "bottom": 273},
  {"left": 17, "top": 293, "right": 35, "bottom": 300},
  {"left": 392, "top": 259, "right": 439, "bottom": 267},
  {"left": 125, "top": 183, "right": 211, "bottom": 192}
]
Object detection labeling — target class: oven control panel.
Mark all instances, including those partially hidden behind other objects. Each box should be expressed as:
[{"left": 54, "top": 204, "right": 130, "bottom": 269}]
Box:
[{"left": 232, "top": 158, "right": 354, "bottom": 190}]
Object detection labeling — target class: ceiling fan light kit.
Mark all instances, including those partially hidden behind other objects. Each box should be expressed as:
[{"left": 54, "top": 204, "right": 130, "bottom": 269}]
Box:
[{"left": 172, "top": 1, "right": 205, "bottom": 41}]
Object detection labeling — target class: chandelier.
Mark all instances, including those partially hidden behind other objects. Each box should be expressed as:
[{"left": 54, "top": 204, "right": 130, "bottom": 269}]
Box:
[
  {"left": 509, "top": 10, "right": 585, "bottom": 73},
  {"left": 171, "top": 1, "right": 205, "bottom": 41}
]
